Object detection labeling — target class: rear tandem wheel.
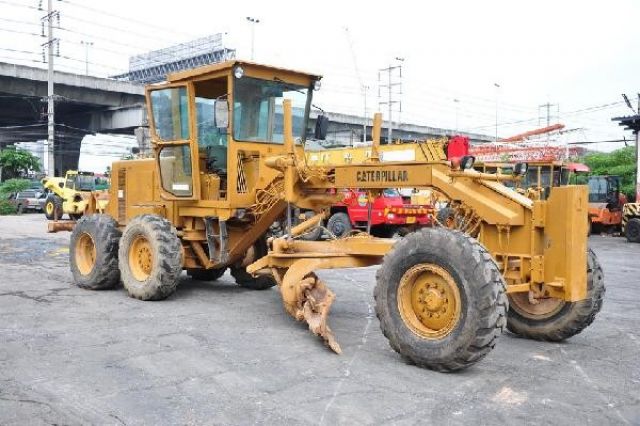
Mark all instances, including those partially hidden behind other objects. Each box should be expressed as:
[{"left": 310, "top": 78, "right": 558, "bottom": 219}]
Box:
[
  {"left": 506, "top": 248, "right": 605, "bottom": 341},
  {"left": 118, "top": 214, "right": 183, "bottom": 301}
]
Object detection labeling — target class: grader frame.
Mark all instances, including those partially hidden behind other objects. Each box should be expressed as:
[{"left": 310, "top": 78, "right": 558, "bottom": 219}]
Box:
[{"left": 70, "top": 60, "right": 601, "bottom": 371}]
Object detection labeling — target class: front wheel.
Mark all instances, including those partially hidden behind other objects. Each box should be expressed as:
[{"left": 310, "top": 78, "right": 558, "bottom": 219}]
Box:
[
  {"left": 44, "top": 194, "right": 63, "bottom": 220},
  {"left": 374, "top": 228, "right": 508, "bottom": 372},
  {"left": 506, "top": 248, "right": 605, "bottom": 341},
  {"left": 118, "top": 214, "right": 183, "bottom": 300},
  {"left": 626, "top": 218, "right": 640, "bottom": 243}
]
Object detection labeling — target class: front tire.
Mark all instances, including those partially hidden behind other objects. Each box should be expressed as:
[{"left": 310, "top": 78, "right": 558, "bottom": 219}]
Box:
[
  {"left": 118, "top": 215, "right": 183, "bottom": 300},
  {"left": 44, "top": 194, "right": 63, "bottom": 220},
  {"left": 506, "top": 248, "right": 605, "bottom": 341},
  {"left": 374, "top": 228, "right": 508, "bottom": 372},
  {"left": 626, "top": 218, "right": 640, "bottom": 243},
  {"left": 69, "top": 214, "right": 121, "bottom": 290}
]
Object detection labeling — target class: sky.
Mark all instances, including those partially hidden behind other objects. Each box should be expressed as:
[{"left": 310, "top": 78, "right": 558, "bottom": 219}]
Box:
[{"left": 1, "top": 0, "right": 639, "bottom": 172}]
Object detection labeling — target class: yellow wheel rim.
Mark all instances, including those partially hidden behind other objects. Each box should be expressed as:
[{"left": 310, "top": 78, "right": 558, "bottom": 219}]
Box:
[
  {"left": 46, "top": 202, "right": 54, "bottom": 215},
  {"left": 509, "top": 293, "right": 564, "bottom": 319},
  {"left": 75, "top": 232, "right": 96, "bottom": 276},
  {"left": 397, "top": 264, "right": 461, "bottom": 339},
  {"left": 129, "top": 235, "right": 153, "bottom": 281}
]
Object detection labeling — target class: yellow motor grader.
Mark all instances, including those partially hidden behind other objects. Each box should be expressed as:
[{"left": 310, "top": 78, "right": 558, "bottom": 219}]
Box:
[{"left": 68, "top": 60, "right": 603, "bottom": 371}]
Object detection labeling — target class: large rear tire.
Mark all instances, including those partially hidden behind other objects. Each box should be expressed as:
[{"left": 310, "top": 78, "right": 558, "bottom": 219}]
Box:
[
  {"left": 506, "top": 248, "right": 605, "bottom": 341},
  {"left": 374, "top": 228, "right": 508, "bottom": 372},
  {"left": 118, "top": 214, "right": 183, "bottom": 301},
  {"left": 44, "top": 194, "right": 63, "bottom": 220},
  {"left": 69, "top": 214, "right": 121, "bottom": 290}
]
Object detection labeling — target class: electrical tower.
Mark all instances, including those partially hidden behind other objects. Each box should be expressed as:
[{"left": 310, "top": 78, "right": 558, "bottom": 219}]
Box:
[
  {"left": 538, "top": 102, "right": 560, "bottom": 141},
  {"left": 378, "top": 61, "right": 403, "bottom": 143}
]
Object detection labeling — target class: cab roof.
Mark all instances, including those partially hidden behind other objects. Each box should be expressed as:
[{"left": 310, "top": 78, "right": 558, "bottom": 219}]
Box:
[{"left": 166, "top": 60, "right": 322, "bottom": 83}]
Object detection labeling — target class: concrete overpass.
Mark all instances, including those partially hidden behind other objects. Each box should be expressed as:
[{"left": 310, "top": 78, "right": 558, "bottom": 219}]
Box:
[
  {"left": 315, "top": 111, "right": 492, "bottom": 146},
  {"left": 0, "top": 62, "right": 145, "bottom": 174},
  {"left": 0, "top": 62, "right": 492, "bottom": 175}
]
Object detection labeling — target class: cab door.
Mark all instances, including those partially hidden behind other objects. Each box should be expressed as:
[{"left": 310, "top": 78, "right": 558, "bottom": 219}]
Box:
[{"left": 146, "top": 83, "right": 200, "bottom": 201}]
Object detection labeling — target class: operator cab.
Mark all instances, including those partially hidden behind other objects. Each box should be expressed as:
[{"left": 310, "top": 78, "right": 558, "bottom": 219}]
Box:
[
  {"left": 66, "top": 171, "right": 96, "bottom": 192},
  {"left": 588, "top": 175, "right": 622, "bottom": 209},
  {"left": 145, "top": 61, "right": 322, "bottom": 203}
]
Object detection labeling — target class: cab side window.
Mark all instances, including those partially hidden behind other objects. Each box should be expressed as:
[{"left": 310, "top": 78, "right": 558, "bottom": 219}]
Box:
[{"left": 194, "top": 78, "right": 229, "bottom": 174}]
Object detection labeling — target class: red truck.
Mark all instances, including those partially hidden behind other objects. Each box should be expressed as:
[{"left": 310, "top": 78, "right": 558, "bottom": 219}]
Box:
[{"left": 323, "top": 189, "right": 432, "bottom": 238}]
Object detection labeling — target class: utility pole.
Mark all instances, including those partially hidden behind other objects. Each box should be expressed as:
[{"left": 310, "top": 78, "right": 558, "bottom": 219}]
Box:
[
  {"left": 343, "top": 27, "right": 369, "bottom": 143},
  {"left": 453, "top": 98, "right": 460, "bottom": 133},
  {"left": 80, "top": 40, "right": 93, "bottom": 75},
  {"left": 494, "top": 83, "right": 500, "bottom": 143},
  {"left": 246, "top": 17, "right": 260, "bottom": 61},
  {"left": 41, "top": 0, "right": 59, "bottom": 177},
  {"left": 615, "top": 94, "right": 640, "bottom": 202},
  {"left": 362, "top": 85, "right": 369, "bottom": 142},
  {"left": 378, "top": 59, "right": 403, "bottom": 143}
]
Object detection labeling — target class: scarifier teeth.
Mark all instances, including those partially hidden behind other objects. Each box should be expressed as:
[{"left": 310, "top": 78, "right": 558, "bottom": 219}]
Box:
[{"left": 299, "top": 275, "right": 342, "bottom": 354}]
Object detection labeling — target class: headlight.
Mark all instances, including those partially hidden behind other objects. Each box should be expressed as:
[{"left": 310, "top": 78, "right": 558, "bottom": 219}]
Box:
[
  {"left": 313, "top": 80, "right": 322, "bottom": 91},
  {"left": 387, "top": 213, "right": 395, "bottom": 219},
  {"left": 234, "top": 66, "right": 244, "bottom": 79},
  {"left": 514, "top": 162, "right": 528, "bottom": 176},
  {"left": 460, "top": 155, "right": 475, "bottom": 170}
]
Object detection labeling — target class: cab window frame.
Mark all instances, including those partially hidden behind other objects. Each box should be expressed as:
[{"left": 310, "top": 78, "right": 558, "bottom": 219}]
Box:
[{"left": 146, "top": 82, "right": 200, "bottom": 200}]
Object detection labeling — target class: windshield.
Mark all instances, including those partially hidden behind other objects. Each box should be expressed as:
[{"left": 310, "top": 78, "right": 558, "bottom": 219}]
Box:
[
  {"left": 383, "top": 189, "right": 401, "bottom": 198},
  {"left": 588, "top": 177, "right": 608, "bottom": 203},
  {"left": 233, "top": 77, "right": 310, "bottom": 143},
  {"left": 76, "top": 175, "right": 96, "bottom": 191},
  {"left": 150, "top": 87, "right": 190, "bottom": 141}
]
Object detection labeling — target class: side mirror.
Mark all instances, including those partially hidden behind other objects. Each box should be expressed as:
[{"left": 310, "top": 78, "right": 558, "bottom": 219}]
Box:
[
  {"left": 131, "top": 147, "right": 140, "bottom": 155},
  {"left": 214, "top": 99, "right": 229, "bottom": 129},
  {"left": 58, "top": 182, "right": 64, "bottom": 188},
  {"left": 315, "top": 114, "right": 329, "bottom": 140}
]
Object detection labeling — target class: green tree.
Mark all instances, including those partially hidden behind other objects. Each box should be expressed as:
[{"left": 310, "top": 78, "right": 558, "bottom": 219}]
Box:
[
  {"left": 0, "top": 178, "right": 31, "bottom": 196},
  {"left": 582, "top": 146, "right": 637, "bottom": 201},
  {"left": 0, "top": 147, "right": 41, "bottom": 180}
]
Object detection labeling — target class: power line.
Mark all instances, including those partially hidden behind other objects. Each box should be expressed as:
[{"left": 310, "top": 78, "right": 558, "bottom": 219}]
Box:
[
  {"left": 0, "top": 0, "right": 40, "bottom": 10},
  {"left": 61, "top": 12, "right": 190, "bottom": 45},
  {"left": 0, "top": 27, "right": 41, "bottom": 37},
  {"left": 58, "top": 0, "right": 200, "bottom": 39},
  {"left": 0, "top": 16, "right": 42, "bottom": 27}
]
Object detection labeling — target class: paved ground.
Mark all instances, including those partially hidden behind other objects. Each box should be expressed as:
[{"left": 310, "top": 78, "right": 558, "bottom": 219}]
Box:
[{"left": 0, "top": 214, "right": 638, "bottom": 425}]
